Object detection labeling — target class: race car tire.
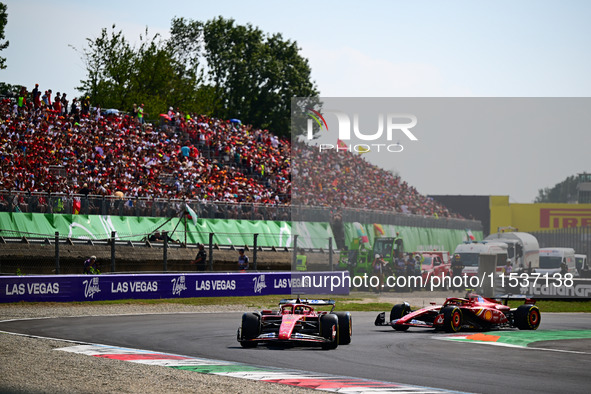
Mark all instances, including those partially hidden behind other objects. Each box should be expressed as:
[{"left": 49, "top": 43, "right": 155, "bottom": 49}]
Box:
[
  {"left": 240, "top": 312, "right": 261, "bottom": 348},
  {"left": 514, "top": 305, "right": 541, "bottom": 330},
  {"left": 390, "top": 303, "right": 411, "bottom": 331},
  {"left": 442, "top": 306, "right": 463, "bottom": 333},
  {"left": 333, "top": 312, "right": 352, "bottom": 345},
  {"left": 320, "top": 314, "right": 339, "bottom": 350}
]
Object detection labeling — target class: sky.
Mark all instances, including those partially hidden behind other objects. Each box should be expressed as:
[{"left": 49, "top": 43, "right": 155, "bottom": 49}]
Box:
[{"left": 1, "top": 0, "right": 590, "bottom": 203}]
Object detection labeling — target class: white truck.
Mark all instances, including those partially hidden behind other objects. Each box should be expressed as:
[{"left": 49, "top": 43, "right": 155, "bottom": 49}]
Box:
[
  {"left": 453, "top": 241, "right": 508, "bottom": 276},
  {"left": 484, "top": 232, "right": 540, "bottom": 273},
  {"left": 575, "top": 254, "right": 587, "bottom": 272},
  {"left": 538, "top": 247, "right": 576, "bottom": 276}
]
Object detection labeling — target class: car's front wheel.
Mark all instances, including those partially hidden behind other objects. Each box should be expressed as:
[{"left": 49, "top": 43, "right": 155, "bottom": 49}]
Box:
[
  {"left": 239, "top": 312, "right": 261, "bottom": 348},
  {"left": 320, "top": 314, "right": 339, "bottom": 350},
  {"left": 333, "top": 312, "right": 352, "bottom": 345},
  {"left": 390, "top": 303, "right": 411, "bottom": 331},
  {"left": 441, "top": 306, "right": 463, "bottom": 333}
]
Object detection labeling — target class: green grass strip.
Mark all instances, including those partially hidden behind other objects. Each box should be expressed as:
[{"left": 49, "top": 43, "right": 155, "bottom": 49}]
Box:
[
  {"left": 4, "top": 295, "right": 591, "bottom": 313},
  {"left": 171, "top": 364, "right": 271, "bottom": 373},
  {"left": 494, "top": 330, "right": 591, "bottom": 347}
]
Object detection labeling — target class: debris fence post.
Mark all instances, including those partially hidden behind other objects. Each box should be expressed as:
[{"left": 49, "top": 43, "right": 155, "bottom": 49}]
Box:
[
  {"left": 292, "top": 235, "right": 298, "bottom": 271},
  {"left": 110, "top": 231, "right": 116, "bottom": 272},
  {"left": 163, "top": 231, "right": 168, "bottom": 272},
  {"left": 208, "top": 233, "right": 214, "bottom": 271},
  {"left": 329, "top": 237, "right": 333, "bottom": 271},
  {"left": 253, "top": 233, "right": 258, "bottom": 270},
  {"left": 54, "top": 231, "right": 60, "bottom": 274}
]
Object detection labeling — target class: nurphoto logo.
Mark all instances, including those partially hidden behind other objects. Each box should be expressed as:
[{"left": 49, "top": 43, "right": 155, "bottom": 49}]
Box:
[{"left": 306, "top": 108, "right": 418, "bottom": 154}]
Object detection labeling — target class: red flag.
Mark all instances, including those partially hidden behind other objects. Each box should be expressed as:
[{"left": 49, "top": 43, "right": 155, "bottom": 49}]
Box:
[{"left": 73, "top": 198, "right": 81, "bottom": 215}]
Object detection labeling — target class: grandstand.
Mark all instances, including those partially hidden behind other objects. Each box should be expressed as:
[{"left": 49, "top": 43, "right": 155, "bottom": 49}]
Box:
[
  {"left": 0, "top": 86, "right": 484, "bottom": 275},
  {"left": 0, "top": 88, "right": 461, "bottom": 220}
]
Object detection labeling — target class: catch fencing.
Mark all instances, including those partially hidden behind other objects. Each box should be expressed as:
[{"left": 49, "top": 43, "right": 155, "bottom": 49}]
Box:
[
  {"left": 531, "top": 226, "right": 591, "bottom": 257},
  {"left": 1, "top": 190, "right": 482, "bottom": 230},
  {"left": 0, "top": 228, "right": 336, "bottom": 275}
]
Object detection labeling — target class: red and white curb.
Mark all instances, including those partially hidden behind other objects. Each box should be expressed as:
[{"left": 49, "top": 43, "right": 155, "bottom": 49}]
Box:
[{"left": 58, "top": 344, "right": 467, "bottom": 393}]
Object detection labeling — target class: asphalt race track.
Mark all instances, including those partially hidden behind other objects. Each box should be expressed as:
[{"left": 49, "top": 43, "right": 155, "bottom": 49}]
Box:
[{"left": 1, "top": 312, "right": 590, "bottom": 393}]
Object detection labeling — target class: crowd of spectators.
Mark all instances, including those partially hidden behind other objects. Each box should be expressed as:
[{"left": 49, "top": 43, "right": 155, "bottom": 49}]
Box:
[
  {"left": 0, "top": 83, "right": 461, "bottom": 219},
  {"left": 0, "top": 84, "right": 290, "bottom": 207},
  {"left": 292, "top": 142, "right": 462, "bottom": 218}
]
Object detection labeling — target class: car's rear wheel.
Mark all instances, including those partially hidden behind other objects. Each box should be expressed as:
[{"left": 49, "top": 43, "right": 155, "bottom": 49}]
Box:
[
  {"left": 239, "top": 312, "right": 261, "bottom": 348},
  {"left": 333, "top": 312, "right": 352, "bottom": 345},
  {"left": 442, "top": 306, "right": 463, "bottom": 333},
  {"left": 515, "top": 305, "right": 541, "bottom": 330},
  {"left": 390, "top": 303, "right": 411, "bottom": 331},
  {"left": 320, "top": 314, "right": 339, "bottom": 350}
]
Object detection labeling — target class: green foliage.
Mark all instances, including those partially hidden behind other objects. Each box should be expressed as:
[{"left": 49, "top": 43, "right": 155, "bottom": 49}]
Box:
[
  {"left": 534, "top": 175, "right": 579, "bottom": 203},
  {"left": 75, "top": 25, "right": 201, "bottom": 118},
  {"left": 6, "top": 296, "right": 591, "bottom": 313},
  {"left": 76, "top": 17, "right": 318, "bottom": 135},
  {"left": 0, "top": 2, "right": 8, "bottom": 70},
  {"left": 76, "top": 25, "right": 136, "bottom": 109},
  {"left": 0, "top": 81, "right": 23, "bottom": 96},
  {"left": 198, "top": 16, "right": 319, "bottom": 135}
]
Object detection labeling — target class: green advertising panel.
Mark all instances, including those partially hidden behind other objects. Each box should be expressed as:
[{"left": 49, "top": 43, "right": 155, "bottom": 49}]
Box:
[
  {"left": 0, "top": 213, "right": 335, "bottom": 249},
  {"left": 343, "top": 222, "right": 483, "bottom": 255},
  {"left": 0, "top": 213, "right": 475, "bottom": 252}
]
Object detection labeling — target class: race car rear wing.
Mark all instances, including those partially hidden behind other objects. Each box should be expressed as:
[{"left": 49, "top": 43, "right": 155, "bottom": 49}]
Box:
[
  {"left": 493, "top": 294, "right": 536, "bottom": 306},
  {"left": 279, "top": 298, "right": 336, "bottom": 311}
]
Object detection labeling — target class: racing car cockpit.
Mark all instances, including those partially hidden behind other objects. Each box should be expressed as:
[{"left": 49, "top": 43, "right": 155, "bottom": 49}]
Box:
[{"left": 281, "top": 304, "right": 313, "bottom": 315}]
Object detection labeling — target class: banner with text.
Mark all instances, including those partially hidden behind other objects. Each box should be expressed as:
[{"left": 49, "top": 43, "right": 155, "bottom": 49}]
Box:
[{"left": 0, "top": 271, "right": 350, "bottom": 303}]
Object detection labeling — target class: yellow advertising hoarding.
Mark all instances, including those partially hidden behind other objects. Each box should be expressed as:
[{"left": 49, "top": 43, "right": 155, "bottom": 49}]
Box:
[{"left": 490, "top": 196, "right": 591, "bottom": 234}]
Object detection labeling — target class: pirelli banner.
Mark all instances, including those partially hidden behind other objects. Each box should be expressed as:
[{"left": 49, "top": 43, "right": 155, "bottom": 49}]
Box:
[
  {"left": 0, "top": 271, "right": 350, "bottom": 303},
  {"left": 489, "top": 196, "right": 591, "bottom": 233}
]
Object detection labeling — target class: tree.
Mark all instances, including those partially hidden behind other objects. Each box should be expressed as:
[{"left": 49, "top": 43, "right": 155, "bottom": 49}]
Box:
[
  {"left": 0, "top": 2, "right": 9, "bottom": 70},
  {"left": 534, "top": 175, "right": 579, "bottom": 203},
  {"left": 76, "top": 25, "right": 201, "bottom": 116},
  {"left": 171, "top": 16, "right": 319, "bottom": 136},
  {"left": 75, "top": 25, "right": 136, "bottom": 109},
  {"left": 77, "top": 17, "right": 319, "bottom": 132},
  {"left": 128, "top": 28, "right": 200, "bottom": 114}
]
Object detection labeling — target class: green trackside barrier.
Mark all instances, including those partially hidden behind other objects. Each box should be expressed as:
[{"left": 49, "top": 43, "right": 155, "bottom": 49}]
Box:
[
  {"left": 0, "top": 212, "right": 335, "bottom": 250},
  {"left": 343, "top": 222, "right": 484, "bottom": 255},
  {"left": 0, "top": 212, "right": 479, "bottom": 253}
]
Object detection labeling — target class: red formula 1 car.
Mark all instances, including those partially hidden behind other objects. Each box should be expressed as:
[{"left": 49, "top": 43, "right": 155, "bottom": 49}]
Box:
[
  {"left": 375, "top": 293, "right": 540, "bottom": 333},
  {"left": 237, "top": 298, "right": 352, "bottom": 350}
]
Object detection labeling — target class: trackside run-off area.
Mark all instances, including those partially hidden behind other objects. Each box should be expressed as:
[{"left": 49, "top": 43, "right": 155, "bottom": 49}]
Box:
[{"left": 57, "top": 343, "right": 464, "bottom": 393}]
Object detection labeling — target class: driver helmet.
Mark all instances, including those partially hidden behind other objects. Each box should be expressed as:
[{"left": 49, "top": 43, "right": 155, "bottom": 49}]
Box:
[{"left": 375, "top": 254, "right": 381, "bottom": 259}]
